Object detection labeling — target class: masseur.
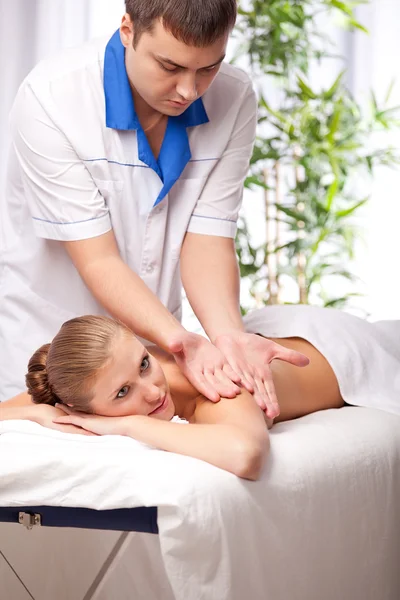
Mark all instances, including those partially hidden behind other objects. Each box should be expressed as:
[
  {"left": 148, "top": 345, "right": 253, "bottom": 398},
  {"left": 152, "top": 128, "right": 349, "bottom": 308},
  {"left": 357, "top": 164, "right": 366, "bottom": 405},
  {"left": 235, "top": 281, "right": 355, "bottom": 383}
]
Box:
[{"left": 0, "top": 0, "right": 308, "bottom": 416}]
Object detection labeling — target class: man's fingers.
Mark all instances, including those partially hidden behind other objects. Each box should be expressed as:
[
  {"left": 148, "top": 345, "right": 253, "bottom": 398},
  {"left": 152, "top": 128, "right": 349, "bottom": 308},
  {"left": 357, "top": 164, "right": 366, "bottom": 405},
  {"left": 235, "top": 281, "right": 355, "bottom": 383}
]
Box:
[
  {"left": 238, "top": 371, "right": 255, "bottom": 393},
  {"left": 275, "top": 348, "right": 310, "bottom": 367},
  {"left": 252, "top": 380, "right": 267, "bottom": 411},
  {"left": 222, "top": 363, "right": 242, "bottom": 384},
  {"left": 188, "top": 371, "right": 220, "bottom": 402},
  {"left": 204, "top": 369, "right": 240, "bottom": 398},
  {"left": 224, "top": 359, "right": 255, "bottom": 393},
  {"left": 262, "top": 377, "right": 280, "bottom": 419}
]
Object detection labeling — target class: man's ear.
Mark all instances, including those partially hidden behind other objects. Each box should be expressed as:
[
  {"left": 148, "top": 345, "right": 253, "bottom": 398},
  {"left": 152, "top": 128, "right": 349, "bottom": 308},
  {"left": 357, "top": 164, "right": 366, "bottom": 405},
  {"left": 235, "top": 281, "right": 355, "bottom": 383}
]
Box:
[{"left": 120, "top": 13, "right": 134, "bottom": 48}]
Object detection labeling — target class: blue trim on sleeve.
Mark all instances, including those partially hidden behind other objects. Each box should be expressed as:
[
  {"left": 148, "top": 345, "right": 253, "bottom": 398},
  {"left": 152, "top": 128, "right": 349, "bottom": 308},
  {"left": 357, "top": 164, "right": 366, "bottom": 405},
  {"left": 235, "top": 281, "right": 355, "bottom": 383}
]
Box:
[
  {"left": 191, "top": 214, "right": 237, "bottom": 223},
  {"left": 32, "top": 215, "right": 107, "bottom": 225}
]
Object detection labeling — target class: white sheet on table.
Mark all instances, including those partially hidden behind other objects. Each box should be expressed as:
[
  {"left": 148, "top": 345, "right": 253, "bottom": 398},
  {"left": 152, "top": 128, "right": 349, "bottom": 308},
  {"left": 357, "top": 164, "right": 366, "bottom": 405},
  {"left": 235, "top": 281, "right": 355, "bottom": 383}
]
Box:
[{"left": 1, "top": 407, "right": 400, "bottom": 600}]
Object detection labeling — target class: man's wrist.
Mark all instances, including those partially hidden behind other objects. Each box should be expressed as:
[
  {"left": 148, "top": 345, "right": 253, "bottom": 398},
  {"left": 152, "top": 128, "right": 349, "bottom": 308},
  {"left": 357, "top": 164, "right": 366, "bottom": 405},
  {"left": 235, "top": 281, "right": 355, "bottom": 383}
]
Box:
[
  {"left": 156, "top": 319, "right": 187, "bottom": 352},
  {"left": 209, "top": 322, "right": 246, "bottom": 344}
]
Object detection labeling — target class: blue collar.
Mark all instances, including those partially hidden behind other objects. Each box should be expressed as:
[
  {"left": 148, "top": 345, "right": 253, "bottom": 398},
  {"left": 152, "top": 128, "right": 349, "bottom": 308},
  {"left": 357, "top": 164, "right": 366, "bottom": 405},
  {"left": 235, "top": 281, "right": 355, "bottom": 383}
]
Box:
[{"left": 103, "top": 31, "right": 209, "bottom": 204}]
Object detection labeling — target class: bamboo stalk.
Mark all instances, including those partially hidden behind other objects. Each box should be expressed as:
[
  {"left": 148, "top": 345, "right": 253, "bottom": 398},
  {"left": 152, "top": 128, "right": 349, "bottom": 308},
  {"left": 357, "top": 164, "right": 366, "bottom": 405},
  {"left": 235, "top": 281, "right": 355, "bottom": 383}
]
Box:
[
  {"left": 264, "top": 166, "right": 274, "bottom": 304},
  {"left": 294, "top": 149, "right": 308, "bottom": 304},
  {"left": 274, "top": 161, "right": 282, "bottom": 304}
]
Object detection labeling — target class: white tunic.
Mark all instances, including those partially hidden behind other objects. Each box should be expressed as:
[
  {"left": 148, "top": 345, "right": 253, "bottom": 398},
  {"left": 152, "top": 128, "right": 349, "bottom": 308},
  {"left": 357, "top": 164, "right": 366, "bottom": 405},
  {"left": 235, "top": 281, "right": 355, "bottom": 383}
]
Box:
[{"left": 0, "top": 31, "right": 257, "bottom": 400}]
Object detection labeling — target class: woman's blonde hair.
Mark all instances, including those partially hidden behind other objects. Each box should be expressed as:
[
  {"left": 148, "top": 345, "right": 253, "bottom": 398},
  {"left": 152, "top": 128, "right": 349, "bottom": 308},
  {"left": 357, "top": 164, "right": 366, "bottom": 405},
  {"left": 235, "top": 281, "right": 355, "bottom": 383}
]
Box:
[{"left": 25, "top": 316, "right": 132, "bottom": 412}]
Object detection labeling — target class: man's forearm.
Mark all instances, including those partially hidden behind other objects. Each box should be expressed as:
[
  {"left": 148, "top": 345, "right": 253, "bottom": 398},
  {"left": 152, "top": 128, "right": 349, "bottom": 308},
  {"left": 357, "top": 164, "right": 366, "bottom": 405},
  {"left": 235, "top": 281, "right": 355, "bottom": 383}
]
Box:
[
  {"left": 180, "top": 233, "right": 245, "bottom": 342},
  {"left": 81, "top": 256, "right": 185, "bottom": 349}
]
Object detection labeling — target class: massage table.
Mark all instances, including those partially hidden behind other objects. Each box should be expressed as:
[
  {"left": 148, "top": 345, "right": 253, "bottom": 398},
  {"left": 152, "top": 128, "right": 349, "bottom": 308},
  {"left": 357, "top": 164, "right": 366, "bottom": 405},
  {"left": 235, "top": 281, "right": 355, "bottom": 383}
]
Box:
[{"left": 1, "top": 406, "right": 399, "bottom": 600}]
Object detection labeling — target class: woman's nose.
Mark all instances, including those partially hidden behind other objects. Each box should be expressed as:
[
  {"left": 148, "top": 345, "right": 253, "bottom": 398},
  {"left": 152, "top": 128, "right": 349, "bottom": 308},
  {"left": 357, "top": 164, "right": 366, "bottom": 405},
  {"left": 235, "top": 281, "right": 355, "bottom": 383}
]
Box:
[{"left": 144, "top": 383, "right": 162, "bottom": 404}]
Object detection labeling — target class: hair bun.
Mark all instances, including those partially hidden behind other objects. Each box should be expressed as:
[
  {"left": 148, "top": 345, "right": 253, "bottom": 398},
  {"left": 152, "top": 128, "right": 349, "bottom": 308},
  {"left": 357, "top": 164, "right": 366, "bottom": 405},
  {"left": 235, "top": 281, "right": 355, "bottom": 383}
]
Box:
[{"left": 26, "top": 343, "right": 57, "bottom": 405}]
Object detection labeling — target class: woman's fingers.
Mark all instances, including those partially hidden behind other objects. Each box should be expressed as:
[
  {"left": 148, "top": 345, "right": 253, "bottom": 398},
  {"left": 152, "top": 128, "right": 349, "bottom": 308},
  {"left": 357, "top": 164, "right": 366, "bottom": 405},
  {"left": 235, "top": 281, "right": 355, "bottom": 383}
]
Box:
[
  {"left": 53, "top": 422, "right": 95, "bottom": 436},
  {"left": 55, "top": 403, "right": 70, "bottom": 413},
  {"left": 53, "top": 415, "right": 78, "bottom": 425}
]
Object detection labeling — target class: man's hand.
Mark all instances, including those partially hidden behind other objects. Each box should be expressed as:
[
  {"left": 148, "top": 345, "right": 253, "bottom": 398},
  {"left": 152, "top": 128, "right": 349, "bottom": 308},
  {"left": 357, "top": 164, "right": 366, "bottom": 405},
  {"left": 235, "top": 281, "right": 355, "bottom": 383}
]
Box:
[
  {"left": 214, "top": 332, "right": 310, "bottom": 418},
  {"left": 167, "top": 332, "right": 242, "bottom": 402}
]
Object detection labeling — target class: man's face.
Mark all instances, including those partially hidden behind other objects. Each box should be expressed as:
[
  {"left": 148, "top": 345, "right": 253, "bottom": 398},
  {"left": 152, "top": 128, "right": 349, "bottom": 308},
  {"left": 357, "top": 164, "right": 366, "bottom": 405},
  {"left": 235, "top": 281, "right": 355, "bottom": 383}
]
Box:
[{"left": 120, "top": 16, "right": 229, "bottom": 116}]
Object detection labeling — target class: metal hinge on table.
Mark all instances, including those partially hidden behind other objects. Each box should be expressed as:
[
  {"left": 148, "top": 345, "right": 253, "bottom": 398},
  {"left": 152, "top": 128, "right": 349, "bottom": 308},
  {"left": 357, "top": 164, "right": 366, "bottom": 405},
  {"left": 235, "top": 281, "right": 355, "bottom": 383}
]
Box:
[{"left": 18, "top": 512, "right": 42, "bottom": 530}]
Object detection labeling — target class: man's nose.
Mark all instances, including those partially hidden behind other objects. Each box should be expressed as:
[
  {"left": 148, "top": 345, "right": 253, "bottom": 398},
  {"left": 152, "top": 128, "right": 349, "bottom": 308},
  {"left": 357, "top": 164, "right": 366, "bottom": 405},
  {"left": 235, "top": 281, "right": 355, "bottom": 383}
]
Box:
[{"left": 176, "top": 73, "right": 198, "bottom": 102}]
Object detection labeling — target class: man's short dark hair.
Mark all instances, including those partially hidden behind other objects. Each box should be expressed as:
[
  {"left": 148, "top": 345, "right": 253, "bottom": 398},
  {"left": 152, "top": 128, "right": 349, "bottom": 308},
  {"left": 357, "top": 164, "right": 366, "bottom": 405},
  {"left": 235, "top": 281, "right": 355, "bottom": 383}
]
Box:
[{"left": 125, "top": 0, "right": 237, "bottom": 48}]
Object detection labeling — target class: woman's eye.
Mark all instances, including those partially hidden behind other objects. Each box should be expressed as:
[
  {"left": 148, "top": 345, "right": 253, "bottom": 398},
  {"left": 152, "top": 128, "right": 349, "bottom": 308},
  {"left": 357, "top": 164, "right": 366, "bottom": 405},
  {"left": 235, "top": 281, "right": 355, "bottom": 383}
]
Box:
[
  {"left": 140, "top": 355, "right": 151, "bottom": 372},
  {"left": 117, "top": 385, "right": 130, "bottom": 399}
]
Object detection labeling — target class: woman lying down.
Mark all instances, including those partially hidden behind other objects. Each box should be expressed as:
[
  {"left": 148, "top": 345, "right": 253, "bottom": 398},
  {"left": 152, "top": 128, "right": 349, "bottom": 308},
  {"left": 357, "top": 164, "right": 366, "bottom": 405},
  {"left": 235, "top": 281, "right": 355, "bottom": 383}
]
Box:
[{"left": 2, "top": 305, "right": 399, "bottom": 480}]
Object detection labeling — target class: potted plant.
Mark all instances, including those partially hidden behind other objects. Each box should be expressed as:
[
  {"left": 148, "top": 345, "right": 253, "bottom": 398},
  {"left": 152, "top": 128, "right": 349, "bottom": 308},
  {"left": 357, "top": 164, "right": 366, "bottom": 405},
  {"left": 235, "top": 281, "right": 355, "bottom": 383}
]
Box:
[{"left": 234, "top": 0, "right": 400, "bottom": 311}]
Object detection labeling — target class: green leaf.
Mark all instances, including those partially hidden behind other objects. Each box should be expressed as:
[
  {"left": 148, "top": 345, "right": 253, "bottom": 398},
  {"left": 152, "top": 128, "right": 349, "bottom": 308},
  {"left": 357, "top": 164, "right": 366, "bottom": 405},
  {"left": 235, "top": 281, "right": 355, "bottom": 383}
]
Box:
[
  {"left": 325, "top": 178, "right": 339, "bottom": 211},
  {"left": 335, "top": 197, "right": 369, "bottom": 218},
  {"left": 259, "top": 96, "right": 288, "bottom": 124},
  {"left": 296, "top": 76, "right": 318, "bottom": 99},
  {"left": 323, "top": 71, "right": 345, "bottom": 100}
]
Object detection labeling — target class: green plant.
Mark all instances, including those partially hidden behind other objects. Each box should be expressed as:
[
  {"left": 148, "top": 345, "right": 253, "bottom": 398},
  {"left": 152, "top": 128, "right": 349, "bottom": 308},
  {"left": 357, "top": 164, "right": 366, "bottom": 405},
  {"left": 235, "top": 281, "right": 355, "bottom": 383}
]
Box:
[{"left": 234, "top": 0, "right": 400, "bottom": 310}]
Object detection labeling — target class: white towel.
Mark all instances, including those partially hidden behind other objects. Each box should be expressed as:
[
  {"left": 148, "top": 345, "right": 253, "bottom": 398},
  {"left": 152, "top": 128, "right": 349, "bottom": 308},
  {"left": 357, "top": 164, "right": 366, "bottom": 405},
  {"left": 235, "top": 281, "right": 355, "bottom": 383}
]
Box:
[{"left": 243, "top": 304, "right": 400, "bottom": 416}]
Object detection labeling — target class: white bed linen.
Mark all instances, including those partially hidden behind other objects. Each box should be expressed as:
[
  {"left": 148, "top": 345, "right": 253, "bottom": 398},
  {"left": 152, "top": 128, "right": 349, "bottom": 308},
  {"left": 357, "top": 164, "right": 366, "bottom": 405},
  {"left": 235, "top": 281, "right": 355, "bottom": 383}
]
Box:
[{"left": 1, "top": 407, "right": 400, "bottom": 600}]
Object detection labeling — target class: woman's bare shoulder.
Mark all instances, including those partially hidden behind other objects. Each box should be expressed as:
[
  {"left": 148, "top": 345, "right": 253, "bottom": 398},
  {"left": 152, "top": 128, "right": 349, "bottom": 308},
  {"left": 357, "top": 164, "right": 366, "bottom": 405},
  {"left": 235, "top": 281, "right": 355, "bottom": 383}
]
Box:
[
  {"left": 148, "top": 346, "right": 199, "bottom": 413},
  {"left": 2, "top": 391, "right": 33, "bottom": 408}
]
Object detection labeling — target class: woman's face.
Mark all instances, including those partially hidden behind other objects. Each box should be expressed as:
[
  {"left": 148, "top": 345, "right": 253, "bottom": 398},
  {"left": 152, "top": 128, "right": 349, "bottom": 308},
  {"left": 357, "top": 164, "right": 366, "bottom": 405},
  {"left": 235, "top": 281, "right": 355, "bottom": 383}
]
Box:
[{"left": 88, "top": 331, "right": 175, "bottom": 421}]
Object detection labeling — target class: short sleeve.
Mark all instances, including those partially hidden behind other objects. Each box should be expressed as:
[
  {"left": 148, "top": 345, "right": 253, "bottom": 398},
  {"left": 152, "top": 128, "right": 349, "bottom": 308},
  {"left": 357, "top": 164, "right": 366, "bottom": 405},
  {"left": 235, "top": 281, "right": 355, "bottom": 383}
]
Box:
[
  {"left": 9, "top": 82, "right": 112, "bottom": 241},
  {"left": 187, "top": 83, "right": 257, "bottom": 238}
]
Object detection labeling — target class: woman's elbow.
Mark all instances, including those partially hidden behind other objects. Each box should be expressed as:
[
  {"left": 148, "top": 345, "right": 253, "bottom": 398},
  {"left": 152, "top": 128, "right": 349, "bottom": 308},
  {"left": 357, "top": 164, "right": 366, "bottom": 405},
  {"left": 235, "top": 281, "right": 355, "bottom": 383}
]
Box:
[{"left": 234, "top": 434, "right": 270, "bottom": 481}]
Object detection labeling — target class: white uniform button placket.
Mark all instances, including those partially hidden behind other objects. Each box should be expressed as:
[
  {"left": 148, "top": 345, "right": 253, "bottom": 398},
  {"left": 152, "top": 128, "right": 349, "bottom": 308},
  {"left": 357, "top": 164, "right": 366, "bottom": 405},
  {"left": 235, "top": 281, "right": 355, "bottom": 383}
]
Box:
[{"left": 146, "top": 263, "right": 156, "bottom": 274}]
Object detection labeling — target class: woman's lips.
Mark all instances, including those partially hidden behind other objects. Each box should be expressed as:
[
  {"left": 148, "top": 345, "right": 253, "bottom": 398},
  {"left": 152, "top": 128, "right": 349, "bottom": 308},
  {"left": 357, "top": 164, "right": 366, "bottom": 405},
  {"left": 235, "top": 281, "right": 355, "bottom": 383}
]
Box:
[{"left": 149, "top": 394, "right": 167, "bottom": 415}]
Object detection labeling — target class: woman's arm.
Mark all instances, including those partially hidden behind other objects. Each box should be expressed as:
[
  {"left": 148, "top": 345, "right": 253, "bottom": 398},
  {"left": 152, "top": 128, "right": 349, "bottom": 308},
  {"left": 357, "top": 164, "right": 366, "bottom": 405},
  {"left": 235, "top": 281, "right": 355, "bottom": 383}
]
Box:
[
  {"left": 0, "top": 392, "right": 33, "bottom": 419},
  {"left": 0, "top": 394, "right": 95, "bottom": 435},
  {"left": 54, "top": 391, "right": 270, "bottom": 480}
]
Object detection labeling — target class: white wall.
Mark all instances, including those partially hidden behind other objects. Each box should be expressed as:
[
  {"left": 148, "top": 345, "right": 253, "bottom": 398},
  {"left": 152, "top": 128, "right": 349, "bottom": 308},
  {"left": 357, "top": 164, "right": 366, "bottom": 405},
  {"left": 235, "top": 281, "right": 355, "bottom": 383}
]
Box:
[{"left": 349, "top": 0, "right": 400, "bottom": 319}]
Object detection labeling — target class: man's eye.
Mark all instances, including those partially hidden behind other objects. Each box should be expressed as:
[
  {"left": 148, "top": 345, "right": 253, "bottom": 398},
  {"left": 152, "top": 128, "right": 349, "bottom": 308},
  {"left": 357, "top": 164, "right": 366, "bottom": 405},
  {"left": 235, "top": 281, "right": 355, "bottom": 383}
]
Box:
[
  {"left": 160, "top": 63, "right": 177, "bottom": 73},
  {"left": 140, "top": 356, "right": 151, "bottom": 372},
  {"left": 117, "top": 385, "right": 130, "bottom": 399}
]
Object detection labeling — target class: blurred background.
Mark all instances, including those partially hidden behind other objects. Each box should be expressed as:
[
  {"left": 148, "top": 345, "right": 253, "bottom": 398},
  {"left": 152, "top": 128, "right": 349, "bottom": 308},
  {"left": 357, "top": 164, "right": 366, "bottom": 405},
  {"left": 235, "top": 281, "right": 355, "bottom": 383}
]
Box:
[{"left": 1, "top": 0, "right": 399, "bottom": 331}]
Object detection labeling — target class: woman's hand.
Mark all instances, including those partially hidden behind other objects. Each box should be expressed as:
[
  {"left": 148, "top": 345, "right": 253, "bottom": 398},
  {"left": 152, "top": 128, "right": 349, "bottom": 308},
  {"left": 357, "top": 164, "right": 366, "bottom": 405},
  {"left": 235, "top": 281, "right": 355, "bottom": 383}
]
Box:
[
  {"left": 27, "top": 404, "right": 97, "bottom": 436},
  {"left": 53, "top": 404, "right": 131, "bottom": 437}
]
